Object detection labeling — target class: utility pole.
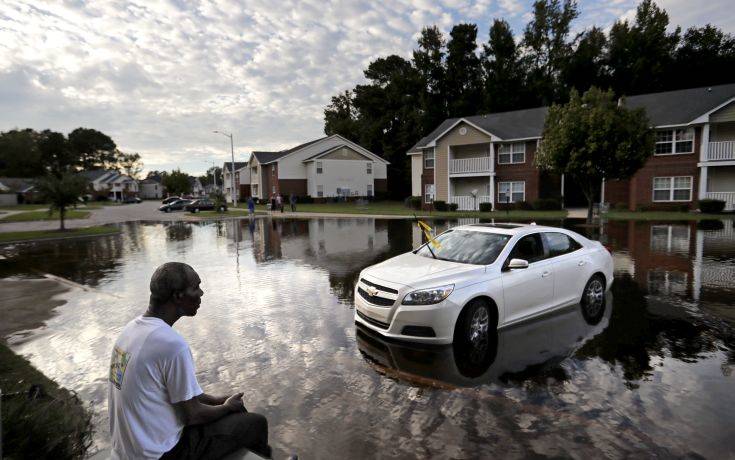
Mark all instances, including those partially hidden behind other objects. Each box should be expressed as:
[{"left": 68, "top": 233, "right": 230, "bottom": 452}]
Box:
[
  {"left": 214, "top": 131, "right": 237, "bottom": 207},
  {"left": 211, "top": 160, "right": 218, "bottom": 190}
]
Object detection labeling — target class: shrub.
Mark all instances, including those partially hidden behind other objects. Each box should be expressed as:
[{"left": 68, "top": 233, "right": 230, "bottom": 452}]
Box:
[
  {"left": 448, "top": 203, "right": 459, "bottom": 211},
  {"left": 479, "top": 202, "right": 493, "bottom": 212},
  {"left": 298, "top": 195, "right": 314, "bottom": 204},
  {"left": 532, "top": 198, "right": 561, "bottom": 210},
  {"left": 698, "top": 199, "right": 725, "bottom": 214},
  {"left": 433, "top": 200, "right": 448, "bottom": 212},
  {"left": 406, "top": 196, "right": 422, "bottom": 210},
  {"left": 613, "top": 202, "right": 628, "bottom": 211},
  {"left": 514, "top": 200, "right": 533, "bottom": 210},
  {"left": 697, "top": 219, "right": 725, "bottom": 231}
]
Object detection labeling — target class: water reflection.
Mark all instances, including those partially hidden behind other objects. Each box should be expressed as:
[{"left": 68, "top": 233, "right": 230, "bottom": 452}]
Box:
[{"left": 1, "top": 217, "right": 734, "bottom": 458}]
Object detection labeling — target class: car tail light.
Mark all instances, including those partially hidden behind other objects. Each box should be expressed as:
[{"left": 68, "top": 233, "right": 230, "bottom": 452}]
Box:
[{"left": 603, "top": 244, "right": 613, "bottom": 254}]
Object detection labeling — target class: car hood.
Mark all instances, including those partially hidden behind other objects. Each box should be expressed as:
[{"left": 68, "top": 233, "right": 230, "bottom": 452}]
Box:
[{"left": 364, "top": 252, "right": 482, "bottom": 288}]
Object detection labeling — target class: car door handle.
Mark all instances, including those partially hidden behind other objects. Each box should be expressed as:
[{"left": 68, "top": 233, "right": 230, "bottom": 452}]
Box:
[
  {"left": 578, "top": 261, "right": 586, "bottom": 266},
  {"left": 541, "top": 271, "right": 551, "bottom": 278}
]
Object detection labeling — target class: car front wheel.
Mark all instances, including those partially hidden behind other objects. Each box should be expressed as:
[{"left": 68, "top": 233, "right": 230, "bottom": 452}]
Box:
[{"left": 454, "top": 299, "right": 496, "bottom": 346}]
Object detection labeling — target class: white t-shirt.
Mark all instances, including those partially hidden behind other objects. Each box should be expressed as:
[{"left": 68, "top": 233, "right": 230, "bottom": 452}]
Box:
[{"left": 108, "top": 316, "right": 203, "bottom": 459}]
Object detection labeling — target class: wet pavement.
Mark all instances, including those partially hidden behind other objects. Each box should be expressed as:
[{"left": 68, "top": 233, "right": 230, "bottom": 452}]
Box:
[{"left": 0, "top": 217, "right": 734, "bottom": 458}]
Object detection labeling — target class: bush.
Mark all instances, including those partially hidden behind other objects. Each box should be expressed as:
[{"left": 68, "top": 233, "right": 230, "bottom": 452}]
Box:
[
  {"left": 698, "top": 199, "right": 726, "bottom": 214},
  {"left": 479, "top": 202, "right": 493, "bottom": 212},
  {"left": 448, "top": 203, "right": 459, "bottom": 211},
  {"left": 613, "top": 202, "right": 628, "bottom": 211},
  {"left": 433, "top": 200, "right": 448, "bottom": 211},
  {"left": 514, "top": 200, "right": 533, "bottom": 210},
  {"left": 406, "top": 196, "right": 422, "bottom": 210},
  {"left": 298, "top": 195, "right": 314, "bottom": 204},
  {"left": 532, "top": 198, "right": 561, "bottom": 210}
]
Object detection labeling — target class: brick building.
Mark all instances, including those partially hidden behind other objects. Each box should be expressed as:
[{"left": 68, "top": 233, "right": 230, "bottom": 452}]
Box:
[{"left": 408, "top": 83, "right": 735, "bottom": 211}]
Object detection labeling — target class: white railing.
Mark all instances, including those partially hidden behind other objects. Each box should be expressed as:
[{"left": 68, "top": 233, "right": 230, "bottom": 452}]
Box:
[
  {"left": 449, "top": 157, "right": 492, "bottom": 174},
  {"left": 449, "top": 195, "right": 492, "bottom": 211},
  {"left": 707, "top": 141, "right": 735, "bottom": 161},
  {"left": 706, "top": 192, "right": 735, "bottom": 211}
]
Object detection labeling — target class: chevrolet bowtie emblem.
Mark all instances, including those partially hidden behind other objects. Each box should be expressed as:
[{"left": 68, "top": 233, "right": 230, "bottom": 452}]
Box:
[{"left": 366, "top": 286, "right": 379, "bottom": 297}]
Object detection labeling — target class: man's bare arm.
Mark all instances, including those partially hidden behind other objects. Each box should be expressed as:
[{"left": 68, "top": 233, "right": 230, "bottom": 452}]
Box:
[
  {"left": 197, "top": 393, "right": 228, "bottom": 405},
  {"left": 175, "top": 392, "right": 245, "bottom": 426}
]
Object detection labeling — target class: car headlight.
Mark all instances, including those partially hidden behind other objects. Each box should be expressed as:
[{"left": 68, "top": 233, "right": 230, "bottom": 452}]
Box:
[{"left": 402, "top": 284, "right": 454, "bottom": 305}]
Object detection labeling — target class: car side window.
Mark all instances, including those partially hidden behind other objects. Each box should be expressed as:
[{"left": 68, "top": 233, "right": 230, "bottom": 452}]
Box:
[
  {"left": 544, "top": 232, "right": 582, "bottom": 258},
  {"left": 508, "top": 233, "right": 545, "bottom": 263}
]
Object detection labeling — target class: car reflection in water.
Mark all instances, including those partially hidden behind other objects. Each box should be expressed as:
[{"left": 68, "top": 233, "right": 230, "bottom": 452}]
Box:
[{"left": 356, "top": 293, "right": 612, "bottom": 388}]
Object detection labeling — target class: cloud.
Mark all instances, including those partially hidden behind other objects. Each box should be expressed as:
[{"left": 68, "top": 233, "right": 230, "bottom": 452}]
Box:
[{"left": 0, "top": 0, "right": 733, "bottom": 175}]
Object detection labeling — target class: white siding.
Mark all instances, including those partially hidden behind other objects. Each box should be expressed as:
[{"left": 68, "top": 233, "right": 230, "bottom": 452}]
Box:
[
  {"left": 410, "top": 154, "right": 422, "bottom": 196},
  {"left": 313, "top": 159, "right": 374, "bottom": 197}
]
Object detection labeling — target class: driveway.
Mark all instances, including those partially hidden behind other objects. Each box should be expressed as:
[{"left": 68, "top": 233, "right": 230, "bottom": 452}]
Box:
[{"left": 0, "top": 201, "right": 190, "bottom": 233}]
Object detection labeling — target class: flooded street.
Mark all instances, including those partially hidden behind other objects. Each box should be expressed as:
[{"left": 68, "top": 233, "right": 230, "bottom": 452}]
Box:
[{"left": 1, "top": 217, "right": 734, "bottom": 458}]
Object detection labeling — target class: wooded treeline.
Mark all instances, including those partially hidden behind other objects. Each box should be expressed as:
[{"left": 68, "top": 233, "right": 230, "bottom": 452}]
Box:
[{"left": 324, "top": 0, "right": 735, "bottom": 198}]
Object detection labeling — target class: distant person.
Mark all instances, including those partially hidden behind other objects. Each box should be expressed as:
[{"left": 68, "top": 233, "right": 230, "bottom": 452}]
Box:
[
  {"left": 270, "top": 195, "right": 276, "bottom": 213},
  {"left": 247, "top": 196, "right": 255, "bottom": 217},
  {"left": 276, "top": 194, "right": 283, "bottom": 213},
  {"left": 289, "top": 194, "right": 296, "bottom": 212},
  {"left": 108, "top": 262, "right": 271, "bottom": 459}
]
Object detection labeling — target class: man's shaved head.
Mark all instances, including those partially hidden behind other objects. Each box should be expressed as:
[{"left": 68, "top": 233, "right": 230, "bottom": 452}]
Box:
[{"left": 149, "top": 262, "right": 200, "bottom": 309}]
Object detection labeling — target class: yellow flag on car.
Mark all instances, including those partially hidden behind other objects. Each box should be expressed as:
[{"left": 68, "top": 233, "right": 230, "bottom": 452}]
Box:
[{"left": 417, "top": 220, "right": 441, "bottom": 249}]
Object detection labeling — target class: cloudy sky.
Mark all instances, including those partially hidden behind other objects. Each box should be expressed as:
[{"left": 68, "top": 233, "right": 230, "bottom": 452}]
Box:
[{"left": 1, "top": 0, "right": 734, "bottom": 176}]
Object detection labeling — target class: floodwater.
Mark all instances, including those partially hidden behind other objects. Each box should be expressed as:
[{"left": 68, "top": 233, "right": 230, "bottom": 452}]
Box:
[{"left": 1, "top": 217, "right": 734, "bottom": 458}]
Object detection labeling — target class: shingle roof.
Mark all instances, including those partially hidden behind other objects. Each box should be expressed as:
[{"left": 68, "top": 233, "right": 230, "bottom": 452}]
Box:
[
  {"left": 0, "top": 177, "right": 36, "bottom": 193},
  {"left": 252, "top": 136, "right": 328, "bottom": 164},
  {"left": 78, "top": 169, "right": 112, "bottom": 181},
  {"left": 409, "top": 83, "right": 735, "bottom": 152},
  {"left": 223, "top": 161, "right": 248, "bottom": 171}
]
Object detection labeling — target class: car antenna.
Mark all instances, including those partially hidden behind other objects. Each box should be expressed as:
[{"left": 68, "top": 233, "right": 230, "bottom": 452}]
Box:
[{"left": 413, "top": 213, "right": 437, "bottom": 259}]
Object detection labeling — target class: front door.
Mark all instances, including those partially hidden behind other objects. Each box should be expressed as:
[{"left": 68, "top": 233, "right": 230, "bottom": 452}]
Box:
[{"left": 501, "top": 233, "right": 554, "bottom": 323}]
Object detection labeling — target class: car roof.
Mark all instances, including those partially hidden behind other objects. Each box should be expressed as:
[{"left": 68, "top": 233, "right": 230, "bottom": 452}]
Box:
[{"left": 451, "top": 223, "right": 570, "bottom": 236}]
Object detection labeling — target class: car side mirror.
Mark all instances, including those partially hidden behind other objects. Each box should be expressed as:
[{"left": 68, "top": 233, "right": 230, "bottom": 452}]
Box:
[{"left": 507, "top": 258, "right": 529, "bottom": 270}]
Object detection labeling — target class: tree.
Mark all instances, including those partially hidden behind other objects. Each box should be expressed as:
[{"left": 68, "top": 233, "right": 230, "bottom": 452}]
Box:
[
  {"left": 481, "top": 19, "right": 525, "bottom": 112},
  {"left": 199, "top": 166, "right": 222, "bottom": 188},
  {"left": 117, "top": 152, "right": 143, "bottom": 179},
  {"left": 0, "top": 129, "right": 42, "bottom": 177},
  {"left": 38, "top": 130, "right": 77, "bottom": 177},
  {"left": 324, "top": 91, "right": 361, "bottom": 141},
  {"left": 536, "top": 87, "right": 654, "bottom": 222},
  {"left": 36, "top": 173, "right": 88, "bottom": 231},
  {"left": 68, "top": 128, "right": 117, "bottom": 170},
  {"left": 563, "top": 27, "right": 609, "bottom": 94},
  {"left": 607, "top": 0, "right": 679, "bottom": 95},
  {"left": 163, "top": 169, "right": 192, "bottom": 196},
  {"left": 445, "top": 24, "right": 484, "bottom": 117},
  {"left": 413, "top": 25, "right": 447, "bottom": 133},
  {"left": 672, "top": 25, "right": 735, "bottom": 89},
  {"left": 522, "top": 0, "right": 579, "bottom": 105}
]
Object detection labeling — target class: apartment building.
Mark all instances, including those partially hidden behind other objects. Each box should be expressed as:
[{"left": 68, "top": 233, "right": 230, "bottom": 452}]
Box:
[{"left": 408, "top": 83, "right": 735, "bottom": 211}]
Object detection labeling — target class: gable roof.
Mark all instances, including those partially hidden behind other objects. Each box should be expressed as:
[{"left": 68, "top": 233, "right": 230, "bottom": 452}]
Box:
[
  {"left": 409, "top": 83, "right": 735, "bottom": 152},
  {"left": 252, "top": 137, "right": 328, "bottom": 164},
  {"left": 302, "top": 144, "right": 372, "bottom": 162},
  {"left": 78, "top": 169, "right": 112, "bottom": 182},
  {"left": 223, "top": 161, "right": 248, "bottom": 171},
  {"left": 0, "top": 177, "right": 36, "bottom": 193}
]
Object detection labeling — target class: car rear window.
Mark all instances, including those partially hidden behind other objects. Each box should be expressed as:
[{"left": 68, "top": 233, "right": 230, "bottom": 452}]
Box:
[{"left": 415, "top": 230, "right": 510, "bottom": 265}]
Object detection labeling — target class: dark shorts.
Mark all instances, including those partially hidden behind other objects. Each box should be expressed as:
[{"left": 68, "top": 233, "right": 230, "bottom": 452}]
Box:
[{"left": 161, "top": 412, "right": 270, "bottom": 460}]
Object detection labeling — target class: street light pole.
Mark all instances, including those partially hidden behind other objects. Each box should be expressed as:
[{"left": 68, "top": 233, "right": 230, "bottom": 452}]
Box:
[
  {"left": 214, "top": 130, "right": 237, "bottom": 207},
  {"left": 211, "top": 160, "right": 217, "bottom": 190}
]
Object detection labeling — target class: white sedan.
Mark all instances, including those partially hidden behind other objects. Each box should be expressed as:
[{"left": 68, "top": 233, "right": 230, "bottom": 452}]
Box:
[{"left": 354, "top": 223, "right": 613, "bottom": 345}]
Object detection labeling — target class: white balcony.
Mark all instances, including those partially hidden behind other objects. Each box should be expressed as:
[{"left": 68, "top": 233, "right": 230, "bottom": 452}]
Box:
[
  {"left": 706, "top": 192, "right": 735, "bottom": 211},
  {"left": 449, "top": 157, "right": 492, "bottom": 175},
  {"left": 707, "top": 141, "right": 735, "bottom": 161},
  {"left": 449, "top": 195, "right": 492, "bottom": 211}
]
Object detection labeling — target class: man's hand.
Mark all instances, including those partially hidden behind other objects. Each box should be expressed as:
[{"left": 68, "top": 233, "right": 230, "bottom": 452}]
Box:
[{"left": 224, "top": 392, "right": 247, "bottom": 413}]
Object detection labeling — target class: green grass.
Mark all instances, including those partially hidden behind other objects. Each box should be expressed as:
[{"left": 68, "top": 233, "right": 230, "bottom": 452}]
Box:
[
  {"left": 188, "top": 209, "right": 250, "bottom": 217},
  {"left": 0, "top": 342, "right": 93, "bottom": 458},
  {"left": 0, "top": 226, "right": 119, "bottom": 244},
  {"left": 0, "top": 209, "right": 90, "bottom": 222},
  {"left": 605, "top": 210, "right": 734, "bottom": 221},
  {"left": 0, "top": 204, "right": 49, "bottom": 211},
  {"left": 239, "top": 201, "right": 568, "bottom": 219}
]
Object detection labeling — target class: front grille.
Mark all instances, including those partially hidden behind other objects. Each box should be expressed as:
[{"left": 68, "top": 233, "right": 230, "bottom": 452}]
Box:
[
  {"left": 401, "top": 326, "right": 436, "bottom": 337},
  {"left": 356, "top": 310, "right": 390, "bottom": 329},
  {"left": 360, "top": 278, "right": 398, "bottom": 294},
  {"left": 357, "top": 287, "right": 395, "bottom": 307}
]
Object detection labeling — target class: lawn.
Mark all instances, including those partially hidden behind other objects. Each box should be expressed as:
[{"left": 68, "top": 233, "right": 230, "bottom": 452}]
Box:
[
  {"left": 188, "top": 208, "right": 250, "bottom": 217},
  {"left": 243, "top": 201, "right": 568, "bottom": 219},
  {"left": 604, "top": 210, "right": 734, "bottom": 221},
  {"left": 0, "top": 226, "right": 119, "bottom": 244},
  {"left": 0, "top": 209, "right": 90, "bottom": 222},
  {"left": 0, "top": 204, "right": 49, "bottom": 211}
]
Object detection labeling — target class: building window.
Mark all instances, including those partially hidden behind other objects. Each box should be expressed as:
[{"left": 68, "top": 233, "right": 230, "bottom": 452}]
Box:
[
  {"left": 367, "top": 184, "right": 373, "bottom": 196},
  {"left": 424, "top": 150, "right": 434, "bottom": 169},
  {"left": 424, "top": 184, "right": 435, "bottom": 203},
  {"left": 272, "top": 185, "right": 276, "bottom": 194},
  {"left": 497, "top": 143, "right": 526, "bottom": 164},
  {"left": 271, "top": 167, "right": 276, "bottom": 176},
  {"left": 655, "top": 128, "right": 694, "bottom": 155},
  {"left": 252, "top": 184, "right": 258, "bottom": 196},
  {"left": 367, "top": 162, "right": 372, "bottom": 174},
  {"left": 498, "top": 181, "right": 525, "bottom": 203},
  {"left": 316, "top": 162, "right": 323, "bottom": 174},
  {"left": 317, "top": 185, "right": 323, "bottom": 197},
  {"left": 653, "top": 176, "right": 692, "bottom": 202}
]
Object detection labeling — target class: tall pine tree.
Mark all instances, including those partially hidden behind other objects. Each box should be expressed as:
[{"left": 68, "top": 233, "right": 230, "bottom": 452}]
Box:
[
  {"left": 481, "top": 19, "right": 525, "bottom": 112},
  {"left": 445, "top": 24, "right": 484, "bottom": 117}
]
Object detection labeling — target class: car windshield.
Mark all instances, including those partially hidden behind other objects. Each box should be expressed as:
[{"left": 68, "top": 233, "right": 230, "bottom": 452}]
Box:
[{"left": 415, "top": 230, "right": 511, "bottom": 265}]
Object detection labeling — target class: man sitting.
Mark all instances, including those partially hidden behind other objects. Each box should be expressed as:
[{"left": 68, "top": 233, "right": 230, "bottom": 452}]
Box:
[{"left": 108, "top": 262, "right": 271, "bottom": 459}]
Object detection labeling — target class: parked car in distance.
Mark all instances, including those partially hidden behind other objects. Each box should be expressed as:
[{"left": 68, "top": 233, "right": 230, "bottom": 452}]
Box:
[
  {"left": 158, "top": 199, "right": 192, "bottom": 213},
  {"left": 185, "top": 199, "right": 226, "bottom": 213},
  {"left": 162, "top": 196, "right": 180, "bottom": 205},
  {"left": 122, "top": 196, "right": 141, "bottom": 204},
  {"left": 354, "top": 223, "right": 613, "bottom": 346}
]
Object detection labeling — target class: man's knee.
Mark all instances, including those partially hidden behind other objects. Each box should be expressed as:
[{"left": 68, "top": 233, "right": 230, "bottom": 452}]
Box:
[{"left": 233, "top": 412, "right": 268, "bottom": 442}]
